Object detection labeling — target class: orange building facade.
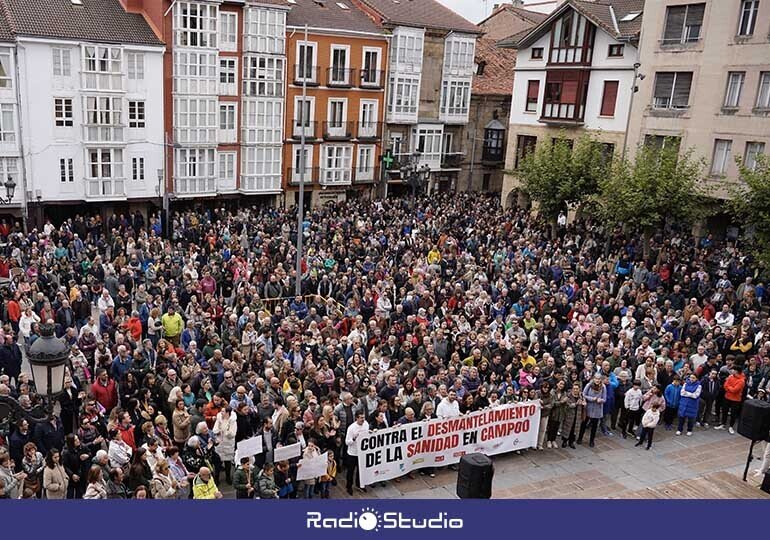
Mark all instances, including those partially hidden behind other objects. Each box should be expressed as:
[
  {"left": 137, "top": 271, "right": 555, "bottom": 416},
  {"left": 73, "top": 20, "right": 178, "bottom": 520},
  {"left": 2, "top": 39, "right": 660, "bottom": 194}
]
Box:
[{"left": 283, "top": 8, "right": 388, "bottom": 207}]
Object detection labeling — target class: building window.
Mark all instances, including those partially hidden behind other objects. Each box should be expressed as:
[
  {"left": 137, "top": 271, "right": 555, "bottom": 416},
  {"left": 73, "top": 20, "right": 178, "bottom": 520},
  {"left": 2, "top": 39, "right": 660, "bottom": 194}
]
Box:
[
  {"left": 440, "top": 79, "right": 471, "bottom": 117},
  {"left": 755, "top": 72, "right": 770, "bottom": 109},
  {"left": 174, "top": 50, "right": 218, "bottom": 95},
  {"left": 653, "top": 72, "right": 693, "bottom": 109},
  {"left": 357, "top": 145, "right": 375, "bottom": 181},
  {"left": 242, "top": 98, "right": 283, "bottom": 144},
  {"left": 662, "top": 3, "right": 705, "bottom": 44},
  {"left": 443, "top": 36, "right": 475, "bottom": 75},
  {"left": 291, "top": 145, "right": 312, "bottom": 182},
  {"left": 0, "top": 158, "right": 18, "bottom": 192},
  {"left": 483, "top": 128, "right": 505, "bottom": 161},
  {"left": 531, "top": 47, "right": 543, "bottom": 60},
  {"left": 84, "top": 96, "right": 123, "bottom": 143},
  {"left": 525, "top": 80, "right": 540, "bottom": 112},
  {"left": 724, "top": 72, "right": 745, "bottom": 108},
  {"left": 294, "top": 96, "right": 314, "bottom": 133},
  {"left": 738, "top": 0, "right": 759, "bottom": 36},
  {"left": 132, "top": 157, "right": 145, "bottom": 181},
  {"left": 296, "top": 41, "right": 317, "bottom": 82},
  {"left": 127, "top": 52, "right": 144, "bottom": 80},
  {"left": 52, "top": 47, "right": 71, "bottom": 77},
  {"left": 219, "top": 58, "right": 237, "bottom": 95},
  {"left": 387, "top": 75, "right": 419, "bottom": 118},
  {"left": 482, "top": 173, "right": 491, "bottom": 191},
  {"left": 607, "top": 44, "right": 624, "bottom": 57},
  {"left": 242, "top": 146, "right": 281, "bottom": 191},
  {"left": 243, "top": 55, "right": 284, "bottom": 97},
  {"left": 54, "top": 98, "right": 73, "bottom": 127},
  {"left": 128, "top": 101, "right": 146, "bottom": 128},
  {"left": 0, "top": 52, "right": 12, "bottom": 89},
  {"left": 218, "top": 151, "right": 237, "bottom": 190},
  {"left": 244, "top": 7, "right": 286, "bottom": 54},
  {"left": 174, "top": 1, "right": 218, "bottom": 48},
  {"left": 59, "top": 158, "right": 74, "bottom": 183},
  {"left": 87, "top": 148, "right": 124, "bottom": 196},
  {"left": 322, "top": 144, "right": 353, "bottom": 184},
  {"left": 600, "top": 80, "right": 619, "bottom": 116},
  {"left": 330, "top": 45, "right": 350, "bottom": 85},
  {"left": 219, "top": 102, "right": 237, "bottom": 142},
  {"left": 0, "top": 103, "right": 15, "bottom": 142},
  {"left": 711, "top": 139, "right": 733, "bottom": 175},
  {"left": 175, "top": 147, "right": 216, "bottom": 193},
  {"left": 174, "top": 97, "right": 217, "bottom": 144},
  {"left": 515, "top": 135, "right": 537, "bottom": 169},
  {"left": 414, "top": 126, "right": 443, "bottom": 164},
  {"left": 219, "top": 11, "right": 238, "bottom": 52},
  {"left": 745, "top": 142, "right": 766, "bottom": 170},
  {"left": 392, "top": 30, "right": 424, "bottom": 69},
  {"left": 644, "top": 134, "right": 681, "bottom": 153},
  {"left": 82, "top": 45, "right": 122, "bottom": 91},
  {"left": 362, "top": 48, "right": 381, "bottom": 86}
]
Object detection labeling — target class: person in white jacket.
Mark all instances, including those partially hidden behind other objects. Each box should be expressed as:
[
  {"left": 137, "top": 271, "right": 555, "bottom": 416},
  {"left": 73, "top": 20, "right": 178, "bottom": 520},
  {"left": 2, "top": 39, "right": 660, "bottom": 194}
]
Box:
[
  {"left": 18, "top": 308, "right": 40, "bottom": 342},
  {"left": 621, "top": 380, "right": 643, "bottom": 438},
  {"left": 213, "top": 407, "right": 238, "bottom": 484},
  {"left": 635, "top": 403, "right": 660, "bottom": 450},
  {"left": 437, "top": 390, "right": 461, "bottom": 418},
  {"left": 344, "top": 410, "right": 369, "bottom": 495}
]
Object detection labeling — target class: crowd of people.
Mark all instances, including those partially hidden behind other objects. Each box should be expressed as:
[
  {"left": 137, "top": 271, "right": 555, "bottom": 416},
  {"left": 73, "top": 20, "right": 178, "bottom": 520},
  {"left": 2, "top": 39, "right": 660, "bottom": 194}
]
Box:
[{"left": 0, "top": 192, "right": 769, "bottom": 500}]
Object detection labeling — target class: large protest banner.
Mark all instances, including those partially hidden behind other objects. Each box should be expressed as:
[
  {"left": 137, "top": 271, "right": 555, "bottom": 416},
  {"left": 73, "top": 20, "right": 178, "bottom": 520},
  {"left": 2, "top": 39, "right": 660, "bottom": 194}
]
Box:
[{"left": 356, "top": 402, "right": 540, "bottom": 486}]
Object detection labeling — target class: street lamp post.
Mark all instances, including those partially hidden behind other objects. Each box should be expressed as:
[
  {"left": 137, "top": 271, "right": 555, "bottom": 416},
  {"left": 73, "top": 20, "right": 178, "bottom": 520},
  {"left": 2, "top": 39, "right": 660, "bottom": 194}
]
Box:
[
  {"left": 0, "top": 175, "right": 16, "bottom": 204},
  {"left": 399, "top": 152, "right": 431, "bottom": 207},
  {"left": 0, "top": 323, "right": 71, "bottom": 436}
]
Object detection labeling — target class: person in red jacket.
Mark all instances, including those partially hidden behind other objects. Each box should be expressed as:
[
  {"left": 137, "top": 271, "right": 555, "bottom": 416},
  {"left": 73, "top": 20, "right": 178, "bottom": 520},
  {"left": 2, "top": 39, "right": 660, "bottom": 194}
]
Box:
[
  {"left": 90, "top": 368, "right": 118, "bottom": 413},
  {"left": 715, "top": 366, "right": 746, "bottom": 434}
]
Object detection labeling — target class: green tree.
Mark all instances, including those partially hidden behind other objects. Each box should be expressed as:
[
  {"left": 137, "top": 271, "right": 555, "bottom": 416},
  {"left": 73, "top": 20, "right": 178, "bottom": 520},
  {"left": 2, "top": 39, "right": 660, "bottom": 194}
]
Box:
[
  {"left": 731, "top": 154, "right": 770, "bottom": 267},
  {"left": 514, "top": 133, "right": 607, "bottom": 227},
  {"left": 596, "top": 139, "right": 707, "bottom": 258}
]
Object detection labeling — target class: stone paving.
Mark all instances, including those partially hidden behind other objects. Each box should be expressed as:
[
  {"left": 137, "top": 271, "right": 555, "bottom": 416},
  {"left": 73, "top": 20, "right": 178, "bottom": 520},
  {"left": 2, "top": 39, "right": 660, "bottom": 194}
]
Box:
[{"left": 330, "top": 425, "right": 769, "bottom": 499}]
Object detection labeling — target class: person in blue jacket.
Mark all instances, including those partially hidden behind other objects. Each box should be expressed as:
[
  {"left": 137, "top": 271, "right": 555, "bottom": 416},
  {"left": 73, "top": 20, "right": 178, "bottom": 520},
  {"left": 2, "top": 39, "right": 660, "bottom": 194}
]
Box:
[
  {"left": 663, "top": 376, "right": 682, "bottom": 430},
  {"left": 676, "top": 374, "right": 702, "bottom": 436}
]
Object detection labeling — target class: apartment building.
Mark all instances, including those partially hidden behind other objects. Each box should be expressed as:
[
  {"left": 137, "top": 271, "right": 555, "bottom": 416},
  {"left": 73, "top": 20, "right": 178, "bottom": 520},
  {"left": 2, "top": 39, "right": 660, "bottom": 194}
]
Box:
[
  {"left": 283, "top": 0, "right": 387, "bottom": 207},
  {"left": 0, "top": 0, "right": 164, "bottom": 228},
  {"left": 457, "top": 3, "right": 545, "bottom": 193},
  {"left": 626, "top": 0, "right": 770, "bottom": 199},
  {"left": 125, "top": 0, "right": 289, "bottom": 205},
  {"left": 352, "top": 0, "right": 480, "bottom": 196},
  {"left": 498, "top": 0, "right": 644, "bottom": 208},
  {"left": 0, "top": 13, "right": 22, "bottom": 224}
]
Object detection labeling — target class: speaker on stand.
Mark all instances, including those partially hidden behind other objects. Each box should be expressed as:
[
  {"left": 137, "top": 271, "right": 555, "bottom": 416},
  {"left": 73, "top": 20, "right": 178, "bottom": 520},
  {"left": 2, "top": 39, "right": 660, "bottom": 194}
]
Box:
[
  {"left": 737, "top": 399, "right": 770, "bottom": 483},
  {"left": 456, "top": 453, "right": 494, "bottom": 499}
]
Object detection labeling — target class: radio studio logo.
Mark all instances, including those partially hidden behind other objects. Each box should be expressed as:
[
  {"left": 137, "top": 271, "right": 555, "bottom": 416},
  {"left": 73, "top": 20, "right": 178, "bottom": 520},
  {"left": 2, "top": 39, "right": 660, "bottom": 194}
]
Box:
[{"left": 306, "top": 507, "right": 464, "bottom": 531}]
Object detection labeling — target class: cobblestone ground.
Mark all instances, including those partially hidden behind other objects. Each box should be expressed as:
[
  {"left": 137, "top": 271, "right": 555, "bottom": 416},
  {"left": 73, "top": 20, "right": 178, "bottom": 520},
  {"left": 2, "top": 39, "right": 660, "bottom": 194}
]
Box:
[{"left": 320, "top": 426, "right": 769, "bottom": 500}]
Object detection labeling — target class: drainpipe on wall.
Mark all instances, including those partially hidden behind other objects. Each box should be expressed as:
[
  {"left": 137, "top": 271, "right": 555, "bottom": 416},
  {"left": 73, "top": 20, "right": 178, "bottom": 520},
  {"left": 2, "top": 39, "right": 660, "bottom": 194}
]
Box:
[{"left": 12, "top": 45, "right": 29, "bottom": 232}]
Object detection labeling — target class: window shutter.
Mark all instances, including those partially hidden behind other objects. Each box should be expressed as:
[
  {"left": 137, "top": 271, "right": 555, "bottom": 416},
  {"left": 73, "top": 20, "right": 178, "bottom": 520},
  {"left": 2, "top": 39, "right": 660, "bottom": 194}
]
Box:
[
  {"left": 673, "top": 73, "right": 693, "bottom": 107},
  {"left": 527, "top": 80, "right": 540, "bottom": 99},
  {"left": 663, "top": 6, "right": 686, "bottom": 41},
  {"left": 685, "top": 4, "right": 705, "bottom": 27},
  {"left": 600, "top": 81, "right": 618, "bottom": 116},
  {"left": 562, "top": 80, "right": 578, "bottom": 103},
  {"left": 654, "top": 72, "right": 674, "bottom": 100}
]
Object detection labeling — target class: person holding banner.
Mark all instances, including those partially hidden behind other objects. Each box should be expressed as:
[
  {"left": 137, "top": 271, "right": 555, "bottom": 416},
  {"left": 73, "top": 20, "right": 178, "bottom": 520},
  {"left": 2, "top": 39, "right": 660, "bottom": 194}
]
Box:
[
  {"left": 232, "top": 456, "right": 258, "bottom": 499},
  {"left": 344, "top": 411, "right": 369, "bottom": 495}
]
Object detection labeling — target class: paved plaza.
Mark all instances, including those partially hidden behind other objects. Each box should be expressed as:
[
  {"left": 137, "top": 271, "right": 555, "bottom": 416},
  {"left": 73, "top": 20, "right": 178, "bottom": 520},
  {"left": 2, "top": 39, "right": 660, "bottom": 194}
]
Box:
[{"left": 330, "top": 428, "right": 769, "bottom": 499}]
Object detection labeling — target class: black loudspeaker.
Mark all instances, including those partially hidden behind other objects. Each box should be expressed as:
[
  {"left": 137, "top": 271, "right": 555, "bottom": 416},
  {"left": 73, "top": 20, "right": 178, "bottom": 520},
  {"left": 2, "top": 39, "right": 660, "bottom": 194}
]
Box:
[
  {"left": 738, "top": 399, "right": 770, "bottom": 441},
  {"left": 456, "top": 453, "right": 494, "bottom": 499}
]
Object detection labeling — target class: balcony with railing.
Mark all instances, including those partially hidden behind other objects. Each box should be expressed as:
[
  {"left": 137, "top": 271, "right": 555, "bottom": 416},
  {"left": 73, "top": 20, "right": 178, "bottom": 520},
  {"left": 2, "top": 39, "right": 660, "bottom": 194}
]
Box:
[
  {"left": 83, "top": 124, "right": 125, "bottom": 145},
  {"left": 441, "top": 152, "right": 464, "bottom": 170},
  {"left": 175, "top": 177, "right": 216, "bottom": 197},
  {"left": 356, "top": 121, "right": 381, "bottom": 140},
  {"left": 327, "top": 67, "right": 355, "bottom": 88},
  {"left": 292, "top": 64, "right": 321, "bottom": 86},
  {"left": 355, "top": 166, "right": 379, "bottom": 183},
  {"left": 290, "top": 120, "right": 320, "bottom": 140},
  {"left": 240, "top": 175, "right": 282, "bottom": 193},
  {"left": 286, "top": 166, "right": 320, "bottom": 184},
  {"left": 359, "top": 69, "right": 385, "bottom": 89},
  {"left": 323, "top": 120, "right": 354, "bottom": 141}
]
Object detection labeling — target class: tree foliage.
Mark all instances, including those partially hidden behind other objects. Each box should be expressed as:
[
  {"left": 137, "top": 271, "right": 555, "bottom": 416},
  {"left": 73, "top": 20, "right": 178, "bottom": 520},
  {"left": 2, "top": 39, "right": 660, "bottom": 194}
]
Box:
[
  {"left": 514, "top": 133, "right": 607, "bottom": 220},
  {"left": 731, "top": 154, "right": 770, "bottom": 266},
  {"left": 595, "top": 139, "right": 707, "bottom": 231}
]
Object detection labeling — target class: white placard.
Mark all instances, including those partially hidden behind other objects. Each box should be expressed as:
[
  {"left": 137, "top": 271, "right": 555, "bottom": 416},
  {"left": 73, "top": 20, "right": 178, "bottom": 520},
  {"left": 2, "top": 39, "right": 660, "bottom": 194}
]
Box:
[
  {"left": 234, "top": 435, "right": 263, "bottom": 463},
  {"left": 296, "top": 453, "right": 328, "bottom": 481},
  {"left": 273, "top": 442, "right": 301, "bottom": 462}
]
